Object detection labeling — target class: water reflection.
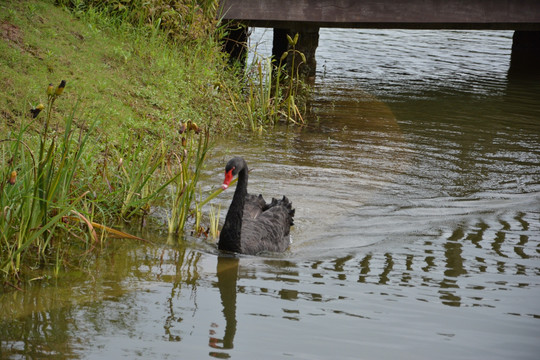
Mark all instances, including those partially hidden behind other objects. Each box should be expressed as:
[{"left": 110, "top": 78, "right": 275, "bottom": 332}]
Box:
[
  {"left": 163, "top": 248, "right": 202, "bottom": 342},
  {"left": 1, "top": 203, "right": 539, "bottom": 358},
  {"left": 209, "top": 256, "right": 239, "bottom": 358},
  {"left": 0, "top": 290, "right": 77, "bottom": 359}
]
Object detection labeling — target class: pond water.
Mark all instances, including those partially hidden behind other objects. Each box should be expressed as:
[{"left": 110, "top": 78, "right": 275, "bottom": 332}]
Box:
[{"left": 1, "top": 29, "right": 540, "bottom": 359}]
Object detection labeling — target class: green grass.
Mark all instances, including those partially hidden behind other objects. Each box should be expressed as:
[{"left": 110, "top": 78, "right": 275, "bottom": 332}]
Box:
[{"left": 0, "top": 0, "right": 242, "bottom": 141}]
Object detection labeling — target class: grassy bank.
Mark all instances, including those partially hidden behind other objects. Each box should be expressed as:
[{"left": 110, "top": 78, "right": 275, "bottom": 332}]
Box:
[
  {"left": 0, "top": 0, "right": 243, "bottom": 137},
  {"left": 0, "top": 0, "right": 245, "bottom": 285}
]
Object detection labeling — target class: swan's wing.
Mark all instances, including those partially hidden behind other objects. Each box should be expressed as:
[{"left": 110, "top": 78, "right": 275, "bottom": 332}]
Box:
[
  {"left": 241, "top": 197, "right": 295, "bottom": 255},
  {"left": 264, "top": 196, "right": 295, "bottom": 226},
  {"left": 243, "top": 194, "right": 267, "bottom": 219}
]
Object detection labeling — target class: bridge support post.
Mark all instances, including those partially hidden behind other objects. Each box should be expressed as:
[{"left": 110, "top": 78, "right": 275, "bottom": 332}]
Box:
[
  {"left": 272, "top": 28, "right": 290, "bottom": 64},
  {"left": 509, "top": 31, "right": 540, "bottom": 78},
  {"left": 272, "top": 26, "right": 319, "bottom": 81}
]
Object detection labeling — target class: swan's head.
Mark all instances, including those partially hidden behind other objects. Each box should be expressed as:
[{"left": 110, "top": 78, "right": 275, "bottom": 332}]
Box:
[{"left": 222, "top": 157, "right": 245, "bottom": 190}]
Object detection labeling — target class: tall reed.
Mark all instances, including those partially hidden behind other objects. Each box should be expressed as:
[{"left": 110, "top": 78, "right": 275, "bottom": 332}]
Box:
[
  {"left": 208, "top": 203, "right": 221, "bottom": 240},
  {"left": 1, "top": 82, "right": 217, "bottom": 284},
  {"left": 243, "top": 33, "right": 308, "bottom": 130},
  {"left": 0, "top": 81, "right": 94, "bottom": 281},
  {"left": 116, "top": 136, "right": 173, "bottom": 220},
  {"left": 166, "top": 121, "right": 211, "bottom": 235}
]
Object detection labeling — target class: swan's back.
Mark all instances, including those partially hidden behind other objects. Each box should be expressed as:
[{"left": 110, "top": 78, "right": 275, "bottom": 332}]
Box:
[
  {"left": 240, "top": 196, "right": 295, "bottom": 255},
  {"left": 243, "top": 194, "right": 267, "bottom": 219}
]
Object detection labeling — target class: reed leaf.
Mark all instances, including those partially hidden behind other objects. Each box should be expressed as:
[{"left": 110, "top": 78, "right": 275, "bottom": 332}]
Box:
[{"left": 167, "top": 127, "right": 211, "bottom": 235}]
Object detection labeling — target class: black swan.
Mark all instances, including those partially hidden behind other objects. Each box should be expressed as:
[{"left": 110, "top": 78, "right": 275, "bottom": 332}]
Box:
[{"left": 218, "top": 157, "right": 295, "bottom": 255}]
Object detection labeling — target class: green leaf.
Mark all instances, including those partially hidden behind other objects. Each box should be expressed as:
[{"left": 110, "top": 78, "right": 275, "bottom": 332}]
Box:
[
  {"left": 293, "top": 33, "right": 299, "bottom": 45},
  {"left": 286, "top": 34, "right": 294, "bottom": 46}
]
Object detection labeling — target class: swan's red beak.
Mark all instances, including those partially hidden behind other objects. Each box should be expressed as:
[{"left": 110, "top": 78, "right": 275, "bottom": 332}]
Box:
[{"left": 222, "top": 168, "right": 234, "bottom": 190}]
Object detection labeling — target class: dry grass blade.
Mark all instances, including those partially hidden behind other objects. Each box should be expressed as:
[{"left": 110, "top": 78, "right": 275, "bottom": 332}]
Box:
[
  {"left": 70, "top": 210, "right": 98, "bottom": 243},
  {"left": 67, "top": 214, "right": 150, "bottom": 243}
]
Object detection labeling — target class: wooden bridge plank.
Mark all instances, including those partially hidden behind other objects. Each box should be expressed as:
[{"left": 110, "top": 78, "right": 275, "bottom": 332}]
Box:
[{"left": 219, "top": 0, "right": 540, "bottom": 30}]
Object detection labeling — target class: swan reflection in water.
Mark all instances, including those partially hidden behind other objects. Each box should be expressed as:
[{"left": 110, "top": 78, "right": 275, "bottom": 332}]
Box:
[{"left": 209, "top": 256, "right": 239, "bottom": 358}]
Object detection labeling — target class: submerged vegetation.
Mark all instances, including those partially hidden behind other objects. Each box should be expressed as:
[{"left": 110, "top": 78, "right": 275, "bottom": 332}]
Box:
[{"left": 0, "top": 0, "right": 310, "bottom": 285}]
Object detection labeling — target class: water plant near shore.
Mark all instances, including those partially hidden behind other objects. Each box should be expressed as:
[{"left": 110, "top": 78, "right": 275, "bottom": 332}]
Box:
[
  {"left": 0, "top": 80, "right": 95, "bottom": 282},
  {"left": 0, "top": 81, "right": 212, "bottom": 285},
  {"left": 243, "top": 32, "right": 308, "bottom": 130},
  {"left": 0, "top": 0, "right": 311, "bottom": 285},
  {"left": 166, "top": 121, "right": 210, "bottom": 235}
]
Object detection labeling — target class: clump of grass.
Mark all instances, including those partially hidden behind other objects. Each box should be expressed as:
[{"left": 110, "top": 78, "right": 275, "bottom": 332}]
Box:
[
  {"left": 279, "top": 33, "right": 309, "bottom": 124},
  {"left": 166, "top": 121, "right": 210, "bottom": 235},
  {"left": 0, "top": 80, "right": 96, "bottom": 282},
  {"left": 56, "top": 0, "right": 219, "bottom": 44},
  {"left": 208, "top": 203, "right": 221, "bottom": 240}
]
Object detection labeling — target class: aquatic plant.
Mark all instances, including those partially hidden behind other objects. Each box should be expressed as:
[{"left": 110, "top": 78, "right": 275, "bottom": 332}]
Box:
[
  {"left": 242, "top": 32, "right": 308, "bottom": 130},
  {"left": 166, "top": 121, "right": 211, "bottom": 235},
  {"left": 208, "top": 203, "right": 221, "bottom": 240},
  {"left": 280, "top": 33, "right": 308, "bottom": 124}
]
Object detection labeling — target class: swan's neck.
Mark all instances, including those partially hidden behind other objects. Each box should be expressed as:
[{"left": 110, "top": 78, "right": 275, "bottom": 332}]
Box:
[{"left": 219, "top": 167, "right": 248, "bottom": 252}]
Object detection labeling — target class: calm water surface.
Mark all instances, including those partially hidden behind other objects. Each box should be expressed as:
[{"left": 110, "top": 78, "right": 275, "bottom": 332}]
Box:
[{"left": 1, "top": 29, "right": 540, "bottom": 359}]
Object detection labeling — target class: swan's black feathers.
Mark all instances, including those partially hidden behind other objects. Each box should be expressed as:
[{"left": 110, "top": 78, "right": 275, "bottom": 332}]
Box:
[
  {"left": 218, "top": 157, "right": 295, "bottom": 255},
  {"left": 240, "top": 196, "right": 294, "bottom": 254},
  {"left": 243, "top": 194, "right": 266, "bottom": 219}
]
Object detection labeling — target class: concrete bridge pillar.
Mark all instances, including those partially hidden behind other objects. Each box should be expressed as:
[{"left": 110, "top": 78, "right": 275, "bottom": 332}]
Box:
[
  {"left": 222, "top": 23, "right": 320, "bottom": 81},
  {"left": 223, "top": 26, "right": 540, "bottom": 83},
  {"left": 509, "top": 31, "right": 540, "bottom": 78}
]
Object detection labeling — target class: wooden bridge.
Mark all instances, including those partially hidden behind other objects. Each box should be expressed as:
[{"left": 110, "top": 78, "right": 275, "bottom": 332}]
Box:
[
  {"left": 220, "top": 0, "right": 540, "bottom": 30},
  {"left": 219, "top": 0, "right": 540, "bottom": 78}
]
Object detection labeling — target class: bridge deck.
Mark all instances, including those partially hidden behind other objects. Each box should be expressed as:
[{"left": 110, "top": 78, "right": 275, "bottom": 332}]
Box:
[{"left": 219, "top": 0, "right": 540, "bottom": 30}]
